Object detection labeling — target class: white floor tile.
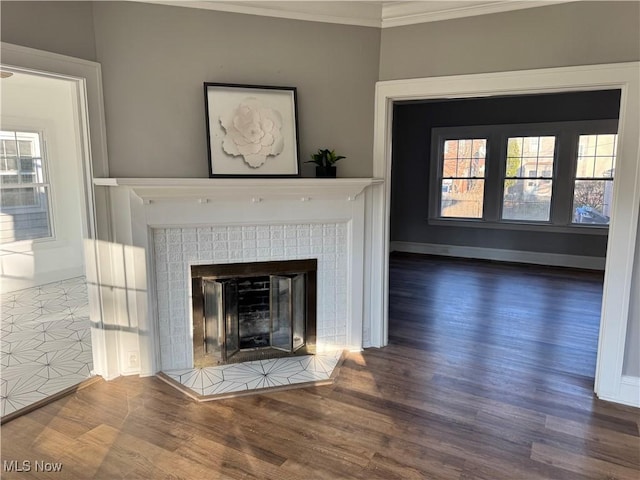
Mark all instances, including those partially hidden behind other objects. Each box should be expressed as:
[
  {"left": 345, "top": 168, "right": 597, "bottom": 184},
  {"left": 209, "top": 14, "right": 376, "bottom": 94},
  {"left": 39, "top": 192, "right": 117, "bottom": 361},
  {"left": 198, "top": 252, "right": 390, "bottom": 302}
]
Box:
[
  {"left": 163, "top": 351, "right": 340, "bottom": 399},
  {"left": 1, "top": 277, "right": 93, "bottom": 418}
]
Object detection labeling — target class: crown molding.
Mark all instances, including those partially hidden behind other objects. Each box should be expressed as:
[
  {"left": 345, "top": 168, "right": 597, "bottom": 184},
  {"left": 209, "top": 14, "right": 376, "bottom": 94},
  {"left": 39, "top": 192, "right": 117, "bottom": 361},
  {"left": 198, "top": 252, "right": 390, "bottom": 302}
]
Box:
[
  {"left": 381, "top": 1, "right": 577, "bottom": 28},
  {"left": 129, "top": 1, "right": 577, "bottom": 29},
  {"left": 128, "top": 1, "right": 383, "bottom": 27}
]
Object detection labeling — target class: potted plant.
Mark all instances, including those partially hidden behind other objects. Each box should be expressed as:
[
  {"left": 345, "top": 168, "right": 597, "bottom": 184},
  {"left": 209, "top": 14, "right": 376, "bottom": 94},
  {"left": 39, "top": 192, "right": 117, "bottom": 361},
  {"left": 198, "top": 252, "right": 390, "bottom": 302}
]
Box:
[{"left": 306, "top": 148, "right": 346, "bottom": 178}]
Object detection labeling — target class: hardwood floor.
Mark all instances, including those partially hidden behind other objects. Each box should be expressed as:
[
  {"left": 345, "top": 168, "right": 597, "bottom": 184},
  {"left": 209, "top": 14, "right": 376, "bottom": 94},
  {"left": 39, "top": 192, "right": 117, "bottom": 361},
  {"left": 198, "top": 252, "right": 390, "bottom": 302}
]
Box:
[{"left": 2, "top": 253, "right": 638, "bottom": 479}]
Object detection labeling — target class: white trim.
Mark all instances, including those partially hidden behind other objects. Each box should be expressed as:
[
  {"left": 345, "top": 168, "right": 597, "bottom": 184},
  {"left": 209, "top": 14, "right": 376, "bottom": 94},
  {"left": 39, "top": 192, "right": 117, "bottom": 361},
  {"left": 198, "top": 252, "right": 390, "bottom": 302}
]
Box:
[
  {"left": 93, "top": 177, "right": 381, "bottom": 188},
  {"left": 92, "top": 177, "right": 382, "bottom": 203},
  {"left": 599, "top": 376, "right": 640, "bottom": 408},
  {"left": 390, "top": 241, "right": 605, "bottom": 270},
  {"left": 130, "top": 0, "right": 575, "bottom": 28},
  {"left": 130, "top": 1, "right": 382, "bottom": 27},
  {"left": 0, "top": 43, "right": 109, "bottom": 179},
  {"left": 0, "top": 267, "right": 85, "bottom": 292},
  {"left": 381, "top": 1, "right": 576, "bottom": 28},
  {"left": 373, "top": 62, "right": 640, "bottom": 407}
]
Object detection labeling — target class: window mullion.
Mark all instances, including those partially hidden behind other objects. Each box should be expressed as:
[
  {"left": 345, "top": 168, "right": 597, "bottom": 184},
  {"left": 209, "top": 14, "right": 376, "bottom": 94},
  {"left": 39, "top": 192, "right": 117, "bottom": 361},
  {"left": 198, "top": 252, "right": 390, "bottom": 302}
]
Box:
[
  {"left": 483, "top": 132, "right": 503, "bottom": 222},
  {"left": 551, "top": 128, "right": 578, "bottom": 226},
  {"left": 429, "top": 134, "right": 443, "bottom": 220}
]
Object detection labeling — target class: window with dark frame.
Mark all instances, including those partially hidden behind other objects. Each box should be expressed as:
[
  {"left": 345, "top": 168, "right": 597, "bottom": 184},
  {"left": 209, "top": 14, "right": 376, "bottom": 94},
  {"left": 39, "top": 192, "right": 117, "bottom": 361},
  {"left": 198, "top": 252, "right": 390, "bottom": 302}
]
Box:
[
  {"left": 572, "top": 134, "right": 617, "bottom": 226},
  {"left": 429, "top": 120, "right": 618, "bottom": 230},
  {"left": 439, "top": 138, "right": 487, "bottom": 219},
  {"left": 502, "top": 136, "right": 556, "bottom": 222}
]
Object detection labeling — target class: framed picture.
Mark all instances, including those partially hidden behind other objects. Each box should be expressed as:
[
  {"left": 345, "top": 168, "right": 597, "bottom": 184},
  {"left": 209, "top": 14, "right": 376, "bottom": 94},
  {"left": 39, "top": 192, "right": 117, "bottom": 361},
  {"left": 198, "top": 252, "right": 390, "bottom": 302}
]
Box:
[{"left": 204, "top": 83, "right": 300, "bottom": 177}]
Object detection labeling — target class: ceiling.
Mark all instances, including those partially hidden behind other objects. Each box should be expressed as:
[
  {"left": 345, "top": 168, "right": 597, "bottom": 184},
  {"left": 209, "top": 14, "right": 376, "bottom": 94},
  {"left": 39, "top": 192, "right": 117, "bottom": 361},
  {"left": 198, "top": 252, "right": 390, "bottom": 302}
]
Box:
[{"left": 132, "top": 1, "right": 576, "bottom": 28}]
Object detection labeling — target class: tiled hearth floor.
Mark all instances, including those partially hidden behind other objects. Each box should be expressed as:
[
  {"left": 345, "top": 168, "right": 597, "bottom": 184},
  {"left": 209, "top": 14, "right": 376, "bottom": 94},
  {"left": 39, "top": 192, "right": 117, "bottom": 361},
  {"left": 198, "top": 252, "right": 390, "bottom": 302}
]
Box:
[
  {"left": 0, "top": 277, "right": 94, "bottom": 418},
  {"left": 160, "top": 350, "right": 343, "bottom": 401}
]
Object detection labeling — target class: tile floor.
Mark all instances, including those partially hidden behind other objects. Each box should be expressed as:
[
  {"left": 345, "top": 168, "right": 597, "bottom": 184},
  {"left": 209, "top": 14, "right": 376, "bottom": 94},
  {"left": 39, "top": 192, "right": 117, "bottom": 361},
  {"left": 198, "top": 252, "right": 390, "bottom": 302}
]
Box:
[
  {"left": 1, "top": 277, "right": 341, "bottom": 411},
  {"left": 1, "top": 277, "right": 93, "bottom": 417},
  {"left": 163, "top": 350, "right": 342, "bottom": 398}
]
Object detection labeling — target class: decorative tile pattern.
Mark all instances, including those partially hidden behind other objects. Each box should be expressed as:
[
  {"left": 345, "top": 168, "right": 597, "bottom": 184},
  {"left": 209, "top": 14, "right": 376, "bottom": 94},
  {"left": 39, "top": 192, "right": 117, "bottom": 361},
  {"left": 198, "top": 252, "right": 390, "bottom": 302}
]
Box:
[
  {"left": 163, "top": 350, "right": 342, "bottom": 398},
  {"left": 1, "top": 277, "right": 93, "bottom": 417},
  {"left": 153, "top": 223, "right": 349, "bottom": 371}
]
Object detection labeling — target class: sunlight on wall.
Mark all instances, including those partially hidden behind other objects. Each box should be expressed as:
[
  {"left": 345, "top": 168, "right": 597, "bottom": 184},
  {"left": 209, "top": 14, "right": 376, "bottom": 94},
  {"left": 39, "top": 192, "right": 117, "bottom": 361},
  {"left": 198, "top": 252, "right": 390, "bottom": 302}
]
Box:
[{"left": 84, "top": 239, "right": 147, "bottom": 378}]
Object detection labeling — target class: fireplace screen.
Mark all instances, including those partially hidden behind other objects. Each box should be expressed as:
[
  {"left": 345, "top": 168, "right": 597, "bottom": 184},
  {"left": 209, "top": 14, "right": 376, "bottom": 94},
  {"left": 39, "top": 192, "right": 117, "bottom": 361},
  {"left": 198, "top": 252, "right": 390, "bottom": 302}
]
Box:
[{"left": 192, "top": 260, "right": 316, "bottom": 366}]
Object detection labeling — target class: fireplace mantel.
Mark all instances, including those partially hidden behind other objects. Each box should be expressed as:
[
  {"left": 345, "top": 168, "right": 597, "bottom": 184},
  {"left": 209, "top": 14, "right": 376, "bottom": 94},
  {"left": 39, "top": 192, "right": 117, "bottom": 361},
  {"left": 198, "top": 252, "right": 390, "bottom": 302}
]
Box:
[{"left": 94, "top": 177, "right": 383, "bottom": 203}]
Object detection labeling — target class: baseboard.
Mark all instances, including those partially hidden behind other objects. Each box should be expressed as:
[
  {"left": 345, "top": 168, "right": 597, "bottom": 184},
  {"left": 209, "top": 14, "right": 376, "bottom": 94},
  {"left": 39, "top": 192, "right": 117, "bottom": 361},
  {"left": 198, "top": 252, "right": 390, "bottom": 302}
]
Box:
[
  {"left": 1, "top": 267, "right": 85, "bottom": 294},
  {"left": 390, "top": 241, "right": 605, "bottom": 270},
  {"left": 617, "top": 376, "right": 640, "bottom": 408},
  {"left": 598, "top": 376, "right": 640, "bottom": 407}
]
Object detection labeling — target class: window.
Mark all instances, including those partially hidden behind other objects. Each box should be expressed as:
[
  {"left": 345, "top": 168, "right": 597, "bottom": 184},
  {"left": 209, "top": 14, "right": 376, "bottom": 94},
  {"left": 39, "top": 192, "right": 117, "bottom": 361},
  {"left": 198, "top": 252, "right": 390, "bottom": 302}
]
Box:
[
  {"left": 0, "top": 130, "right": 52, "bottom": 243},
  {"left": 439, "top": 139, "right": 486, "bottom": 218},
  {"left": 502, "top": 136, "right": 555, "bottom": 222},
  {"left": 429, "top": 121, "right": 618, "bottom": 231},
  {"left": 572, "top": 134, "right": 617, "bottom": 225}
]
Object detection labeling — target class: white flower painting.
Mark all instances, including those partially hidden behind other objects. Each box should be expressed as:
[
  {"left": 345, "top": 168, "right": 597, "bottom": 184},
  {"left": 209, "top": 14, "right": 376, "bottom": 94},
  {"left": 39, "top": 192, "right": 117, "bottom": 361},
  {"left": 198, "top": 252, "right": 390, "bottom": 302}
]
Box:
[
  {"left": 220, "top": 98, "right": 284, "bottom": 168},
  {"left": 205, "top": 83, "right": 299, "bottom": 176}
]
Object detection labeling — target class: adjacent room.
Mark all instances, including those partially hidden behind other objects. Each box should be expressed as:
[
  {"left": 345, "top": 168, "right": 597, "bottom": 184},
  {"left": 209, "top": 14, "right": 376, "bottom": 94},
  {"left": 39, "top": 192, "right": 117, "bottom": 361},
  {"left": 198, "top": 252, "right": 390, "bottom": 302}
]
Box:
[
  {"left": 388, "top": 89, "right": 621, "bottom": 399},
  {"left": 1, "top": 1, "right": 639, "bottom": 478}
]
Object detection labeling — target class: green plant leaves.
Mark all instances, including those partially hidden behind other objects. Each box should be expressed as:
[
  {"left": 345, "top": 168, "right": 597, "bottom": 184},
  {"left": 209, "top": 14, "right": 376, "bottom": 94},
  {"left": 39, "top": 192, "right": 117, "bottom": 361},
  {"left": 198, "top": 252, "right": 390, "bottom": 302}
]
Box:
[{"left": 305, "top": 148, "right": 346, "bottom": 166}]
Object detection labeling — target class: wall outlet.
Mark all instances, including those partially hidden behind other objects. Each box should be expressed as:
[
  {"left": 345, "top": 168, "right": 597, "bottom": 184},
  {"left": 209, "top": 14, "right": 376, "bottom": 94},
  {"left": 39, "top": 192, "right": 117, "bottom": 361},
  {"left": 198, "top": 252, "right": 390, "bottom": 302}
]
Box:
[{"left": 128, "top": 351, "right": 139, "bottom": 368}]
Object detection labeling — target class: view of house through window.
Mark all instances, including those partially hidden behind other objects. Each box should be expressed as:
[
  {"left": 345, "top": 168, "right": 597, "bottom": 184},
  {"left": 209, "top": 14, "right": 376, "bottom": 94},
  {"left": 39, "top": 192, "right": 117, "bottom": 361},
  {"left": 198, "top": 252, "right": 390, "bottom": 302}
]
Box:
[
  {"left": 573, "top": 134, "right": 617, "bottom": 225},
  {"left": 502, "top": 136, "right": 556, "bottom": 222},
  {"left": 431, "top": 121, "right": 618, "bottom": 229},
  {"left": 440, "top": 138, "right": 486, "bottom": 218},
  {"left": 0, "top": 130, "right": 52, "bottom": 243}
]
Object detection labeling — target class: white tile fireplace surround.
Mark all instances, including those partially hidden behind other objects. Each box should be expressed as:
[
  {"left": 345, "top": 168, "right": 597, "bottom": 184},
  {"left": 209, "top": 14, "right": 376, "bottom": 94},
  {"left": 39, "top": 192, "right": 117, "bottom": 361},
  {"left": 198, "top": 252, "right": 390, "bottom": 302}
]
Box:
[
  {"left": 91, "top": 178, "right": 383, "bottom": 380},
  {"left": 154, "top": 222, "right": 347, "bottom": 370}
]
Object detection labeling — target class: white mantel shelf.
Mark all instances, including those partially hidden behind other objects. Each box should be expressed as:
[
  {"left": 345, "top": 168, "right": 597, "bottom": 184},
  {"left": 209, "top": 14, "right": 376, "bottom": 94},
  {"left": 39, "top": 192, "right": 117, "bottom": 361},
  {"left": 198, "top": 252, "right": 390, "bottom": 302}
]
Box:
[{"left": 93, "top": 177, "right": 383, "bottom": 203}]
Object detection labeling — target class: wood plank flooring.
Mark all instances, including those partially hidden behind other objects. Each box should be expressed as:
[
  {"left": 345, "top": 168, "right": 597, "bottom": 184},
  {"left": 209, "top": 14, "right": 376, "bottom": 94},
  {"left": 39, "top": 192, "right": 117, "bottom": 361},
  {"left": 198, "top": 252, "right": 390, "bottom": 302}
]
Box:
[{"left": 1, "top": 253, "right": 639, "bottom": 479}]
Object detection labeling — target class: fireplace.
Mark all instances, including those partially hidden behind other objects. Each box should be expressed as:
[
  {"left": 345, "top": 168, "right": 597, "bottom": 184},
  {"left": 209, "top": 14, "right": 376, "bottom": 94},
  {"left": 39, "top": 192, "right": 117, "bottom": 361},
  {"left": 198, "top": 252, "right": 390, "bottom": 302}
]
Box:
[
  {"left": 90, "top": 178, "right": 380, "bottom": 378},
  {"left": 191, "top": 259, "right": 317, "bottom": 366}
]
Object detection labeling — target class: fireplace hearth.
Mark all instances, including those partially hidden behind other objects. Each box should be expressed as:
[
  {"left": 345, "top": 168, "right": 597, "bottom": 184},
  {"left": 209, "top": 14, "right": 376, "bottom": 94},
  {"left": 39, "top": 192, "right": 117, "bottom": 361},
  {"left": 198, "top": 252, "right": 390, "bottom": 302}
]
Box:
[{"left": 191, "top": 259, "right": 317, "bottom": 367}]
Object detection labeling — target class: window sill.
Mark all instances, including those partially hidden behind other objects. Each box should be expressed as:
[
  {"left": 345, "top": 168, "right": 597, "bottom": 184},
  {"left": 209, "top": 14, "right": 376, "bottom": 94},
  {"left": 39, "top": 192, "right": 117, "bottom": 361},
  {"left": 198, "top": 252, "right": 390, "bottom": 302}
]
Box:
[{"left": 427, "top": 218, "right": 609, "bottom": 235}]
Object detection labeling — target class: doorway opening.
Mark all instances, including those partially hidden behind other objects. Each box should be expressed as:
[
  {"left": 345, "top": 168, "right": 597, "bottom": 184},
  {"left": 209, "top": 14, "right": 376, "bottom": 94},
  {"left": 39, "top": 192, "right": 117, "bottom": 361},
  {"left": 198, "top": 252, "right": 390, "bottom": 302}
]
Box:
[
  {"left": 388, "top": 90, "right": 620, "bottom": 384},
  {"left": 0, "top": 68, "right": 95, "bottom": 420},
  {"left": 373, "top": 63, "right": 640, "bottom": 405}
]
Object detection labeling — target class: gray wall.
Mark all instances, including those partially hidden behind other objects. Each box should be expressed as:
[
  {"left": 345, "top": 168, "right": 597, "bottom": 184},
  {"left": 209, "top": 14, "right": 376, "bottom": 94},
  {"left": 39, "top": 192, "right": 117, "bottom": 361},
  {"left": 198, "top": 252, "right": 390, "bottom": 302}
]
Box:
[
  {"left": 380, "top": 1, "right": 640, "bottom": 80},
  {"left": 91, "top": 2, "right": 379, "bottom": 178},
  {"left": 0, "top": 1, "right": 96, "bottom": 61},
  {"left": 1, "top": 1, "right": 380, "bottom": 178}
]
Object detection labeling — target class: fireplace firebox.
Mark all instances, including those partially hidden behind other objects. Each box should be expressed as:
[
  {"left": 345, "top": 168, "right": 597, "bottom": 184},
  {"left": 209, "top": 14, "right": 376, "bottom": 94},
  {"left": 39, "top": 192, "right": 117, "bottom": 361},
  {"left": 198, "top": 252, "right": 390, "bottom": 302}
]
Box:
[{"left": 191, "top": 259, "right": 317, "bottom": 367}]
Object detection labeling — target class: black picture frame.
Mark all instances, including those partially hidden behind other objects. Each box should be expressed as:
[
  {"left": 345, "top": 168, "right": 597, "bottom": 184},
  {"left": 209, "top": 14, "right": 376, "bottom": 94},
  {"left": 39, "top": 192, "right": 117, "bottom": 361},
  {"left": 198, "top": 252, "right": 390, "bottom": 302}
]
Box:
[{"left": 204, "top": 82, "right": 300, "bottom": 178}]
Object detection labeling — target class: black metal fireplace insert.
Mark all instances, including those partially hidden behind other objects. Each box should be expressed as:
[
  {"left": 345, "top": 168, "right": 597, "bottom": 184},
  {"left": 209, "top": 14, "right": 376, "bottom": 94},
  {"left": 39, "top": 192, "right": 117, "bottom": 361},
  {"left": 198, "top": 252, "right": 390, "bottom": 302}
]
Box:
[{"left": 191, "top": 259, "right": 317, "bottom": 367}]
